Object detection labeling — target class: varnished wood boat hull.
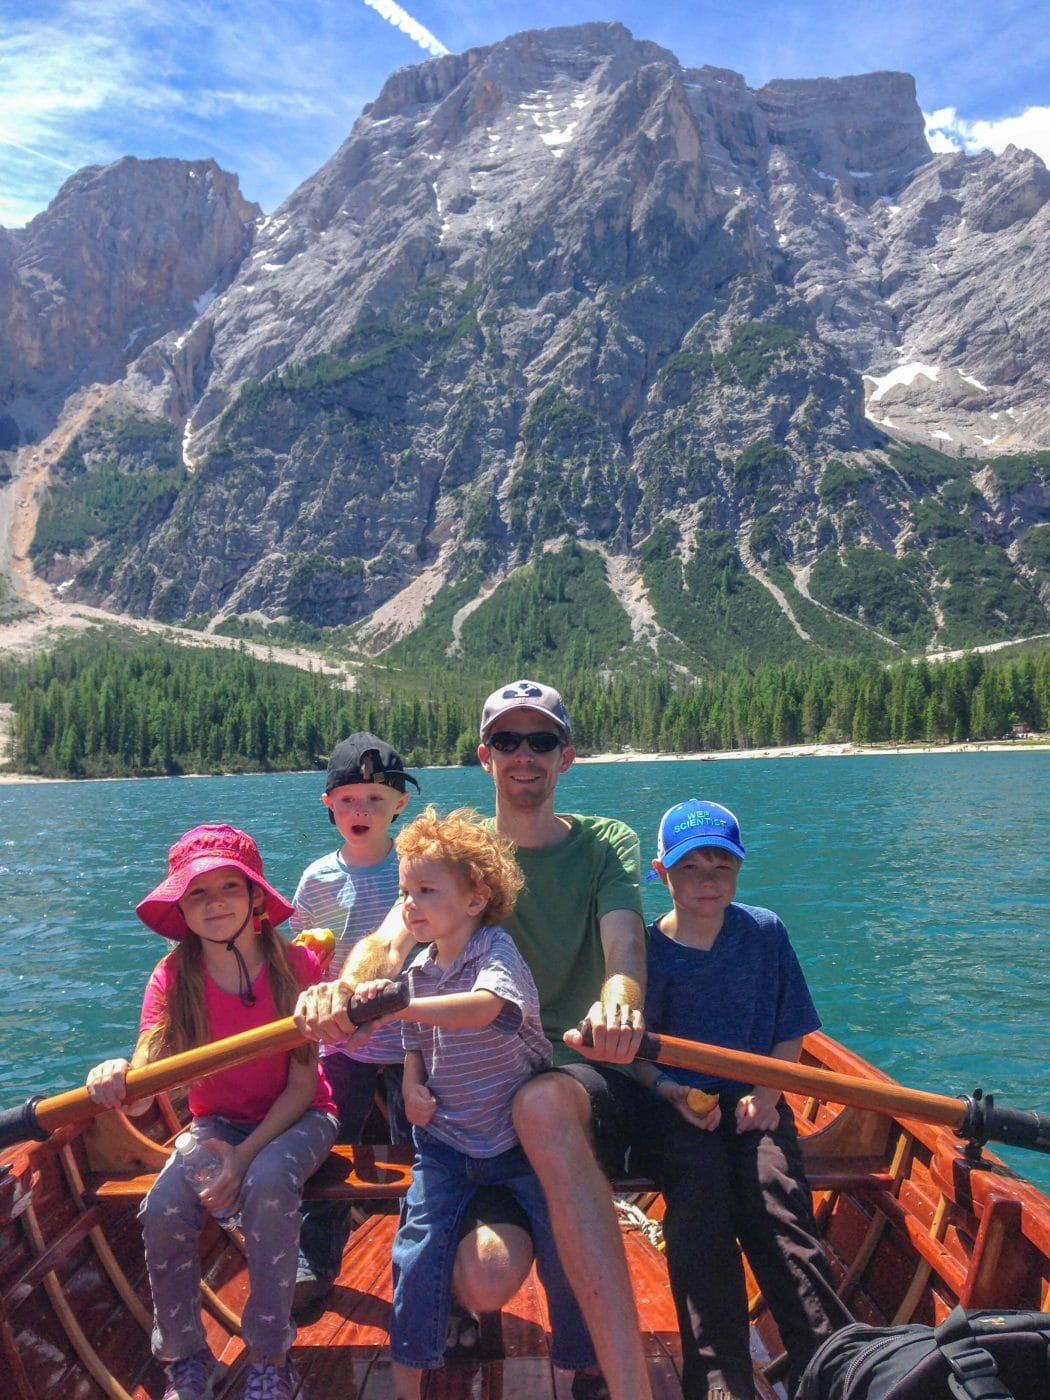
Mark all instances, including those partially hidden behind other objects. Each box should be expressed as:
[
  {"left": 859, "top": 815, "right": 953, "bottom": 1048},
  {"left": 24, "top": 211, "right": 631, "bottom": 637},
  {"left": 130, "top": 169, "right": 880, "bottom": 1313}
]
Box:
[{"left": 3, "top": 1032, "right": 1049, "bottom": 1398}]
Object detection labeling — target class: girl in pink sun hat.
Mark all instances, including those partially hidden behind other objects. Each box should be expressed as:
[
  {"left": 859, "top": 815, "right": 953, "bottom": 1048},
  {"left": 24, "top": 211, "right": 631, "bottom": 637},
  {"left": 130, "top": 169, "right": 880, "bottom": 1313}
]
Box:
[
  {"left": 134, "top": 822, "right": 296, "bottom": 941},
  {"left": 86, "top": 824, "right": 338, "bottom": 1400}
]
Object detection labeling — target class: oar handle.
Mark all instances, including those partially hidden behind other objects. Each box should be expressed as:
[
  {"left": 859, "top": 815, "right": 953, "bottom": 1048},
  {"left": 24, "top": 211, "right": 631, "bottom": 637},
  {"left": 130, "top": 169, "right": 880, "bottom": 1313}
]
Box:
[
  {"left": 959, "top": 1092, "right": 1050, "bottom": 1156},
  {"left": 0, "top": 978, "right": 411, "bottom": 1152}
]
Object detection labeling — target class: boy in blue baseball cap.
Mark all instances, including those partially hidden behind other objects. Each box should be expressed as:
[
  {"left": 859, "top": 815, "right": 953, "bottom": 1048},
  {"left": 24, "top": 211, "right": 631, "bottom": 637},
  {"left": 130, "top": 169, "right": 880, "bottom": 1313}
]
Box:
[{"left": 638, "top": 799, "right": 851, "bottom": 1399}]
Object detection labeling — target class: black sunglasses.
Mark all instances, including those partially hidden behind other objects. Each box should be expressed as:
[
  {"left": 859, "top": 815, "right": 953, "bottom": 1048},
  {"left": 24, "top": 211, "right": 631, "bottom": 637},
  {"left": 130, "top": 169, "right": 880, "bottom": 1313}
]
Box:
[{"left": 487, "top": 730, "right": 563, "bottom": 754}]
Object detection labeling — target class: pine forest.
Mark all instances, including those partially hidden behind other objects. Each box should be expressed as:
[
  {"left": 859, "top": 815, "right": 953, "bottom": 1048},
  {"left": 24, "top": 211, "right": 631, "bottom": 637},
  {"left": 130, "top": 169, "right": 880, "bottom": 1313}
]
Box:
[{"left": 2, "top": 635, "right": 1049, "bottom": 781}]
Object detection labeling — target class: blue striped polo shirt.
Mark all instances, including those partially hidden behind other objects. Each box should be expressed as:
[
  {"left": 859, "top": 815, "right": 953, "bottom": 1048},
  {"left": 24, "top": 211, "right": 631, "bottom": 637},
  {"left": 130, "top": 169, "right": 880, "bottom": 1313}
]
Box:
[{"left": 403, "top": 924, "right": 552, "bottom": 1156}]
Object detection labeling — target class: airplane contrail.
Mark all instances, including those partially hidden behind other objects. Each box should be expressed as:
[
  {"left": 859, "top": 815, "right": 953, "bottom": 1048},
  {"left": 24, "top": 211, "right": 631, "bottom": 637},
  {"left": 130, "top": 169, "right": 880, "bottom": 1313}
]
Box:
[
  {"left": 362, "top": 0, "right": 449, "bottom": 57},
  {"left": 0, "top": 135, "right": 80, "bottom": 172}
]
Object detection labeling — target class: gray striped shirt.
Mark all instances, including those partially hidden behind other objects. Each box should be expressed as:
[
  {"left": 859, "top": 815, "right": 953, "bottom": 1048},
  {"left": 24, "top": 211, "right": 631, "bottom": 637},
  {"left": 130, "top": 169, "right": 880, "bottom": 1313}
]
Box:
[
  {"left": 403, "top": 925, "right": 552, "bottom": 1156},
  {"left": 291, "top": 845, "right": 405, "bottom": 1064}
]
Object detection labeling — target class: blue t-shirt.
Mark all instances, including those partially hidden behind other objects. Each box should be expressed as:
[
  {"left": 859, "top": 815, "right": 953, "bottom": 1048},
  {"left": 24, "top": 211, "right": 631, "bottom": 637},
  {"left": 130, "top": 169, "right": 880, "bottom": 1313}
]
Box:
[{"left": 644, "top": 902, "right": 820, "bottom": 1094}]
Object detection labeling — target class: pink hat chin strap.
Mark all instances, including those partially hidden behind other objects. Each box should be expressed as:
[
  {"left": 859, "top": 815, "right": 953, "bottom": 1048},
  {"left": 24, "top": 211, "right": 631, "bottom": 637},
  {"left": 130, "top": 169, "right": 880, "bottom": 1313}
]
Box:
[{"left": 196, "top": 898, "right": 258, "bottom": 1007}]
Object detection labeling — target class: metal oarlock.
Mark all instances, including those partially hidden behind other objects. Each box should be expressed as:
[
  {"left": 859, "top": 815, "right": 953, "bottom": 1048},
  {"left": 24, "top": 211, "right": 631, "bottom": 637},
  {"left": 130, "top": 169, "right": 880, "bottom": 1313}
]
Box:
[{"left": 957, "top": 1087, "right": 1050, "bottom": 1162}]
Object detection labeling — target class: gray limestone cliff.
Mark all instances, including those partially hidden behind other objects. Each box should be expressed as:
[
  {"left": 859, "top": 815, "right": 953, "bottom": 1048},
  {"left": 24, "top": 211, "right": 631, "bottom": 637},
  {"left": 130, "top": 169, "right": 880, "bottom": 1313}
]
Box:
[
  {"left": 0, "top": 157, "right": 259, "bottom": 446},
  {"left": 3, "top": 23, "right": 1048, "bottom": 665}
]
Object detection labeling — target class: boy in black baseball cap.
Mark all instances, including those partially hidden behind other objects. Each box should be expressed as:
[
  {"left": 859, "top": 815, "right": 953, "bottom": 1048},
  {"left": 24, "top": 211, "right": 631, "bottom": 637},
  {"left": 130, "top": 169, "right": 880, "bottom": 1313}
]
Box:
[
  {"left": 323, "top": 732, "right": 421, "bottom": 807},
  {"left": 290, "top": 731, "right": 419, "bottom": 1312}
]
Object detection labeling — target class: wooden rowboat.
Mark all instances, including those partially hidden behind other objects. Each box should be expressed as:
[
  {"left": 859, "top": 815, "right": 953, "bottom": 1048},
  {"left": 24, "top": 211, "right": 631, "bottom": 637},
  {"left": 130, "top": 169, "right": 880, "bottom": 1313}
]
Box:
[{"left": 2, "top": 1029, "right": 1050, "bottom": 1399}]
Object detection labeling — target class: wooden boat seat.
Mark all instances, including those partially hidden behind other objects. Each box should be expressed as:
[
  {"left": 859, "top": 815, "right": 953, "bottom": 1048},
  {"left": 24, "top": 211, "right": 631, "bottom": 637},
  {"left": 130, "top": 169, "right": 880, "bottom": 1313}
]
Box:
[
  {"left": 88, "top": 1139, "right": 663, "bottom": 1206},
  {"left": 82, "top": 1083, "right": 907, "bottom": 1230},
  {"left": 88, "top": 1142, "right": 416, "bottom": 1207},
  {"left": 84, "top": 1089, "right": 902, "bottom": 1216}
]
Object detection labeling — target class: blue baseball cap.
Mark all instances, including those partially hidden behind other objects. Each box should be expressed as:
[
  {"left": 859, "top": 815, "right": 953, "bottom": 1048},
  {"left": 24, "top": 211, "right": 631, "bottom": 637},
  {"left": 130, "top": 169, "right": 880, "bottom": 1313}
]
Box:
[{"left": 655, "top": 800, "right": 745, "bottom": 867}]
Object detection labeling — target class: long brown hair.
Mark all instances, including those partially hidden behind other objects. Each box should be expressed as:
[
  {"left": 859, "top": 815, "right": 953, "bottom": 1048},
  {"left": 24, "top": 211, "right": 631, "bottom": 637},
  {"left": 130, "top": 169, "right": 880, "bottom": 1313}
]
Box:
[{"left": 144, "top": 887, "right": 314, "bottom": 1066}]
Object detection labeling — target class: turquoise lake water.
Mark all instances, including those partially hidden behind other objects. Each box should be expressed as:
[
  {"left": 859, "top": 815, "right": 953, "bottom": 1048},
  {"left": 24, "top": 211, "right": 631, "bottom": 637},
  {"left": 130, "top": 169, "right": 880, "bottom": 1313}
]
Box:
[{"left": 1, "top": 752, "right": 1047, "bottom": 1191}]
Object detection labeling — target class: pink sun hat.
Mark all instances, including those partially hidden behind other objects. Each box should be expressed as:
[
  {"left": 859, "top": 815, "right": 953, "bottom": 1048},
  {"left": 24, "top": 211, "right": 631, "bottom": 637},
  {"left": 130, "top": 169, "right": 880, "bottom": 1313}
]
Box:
[{"left": 136, "top": 823, "right": 294, "bottom": 939}]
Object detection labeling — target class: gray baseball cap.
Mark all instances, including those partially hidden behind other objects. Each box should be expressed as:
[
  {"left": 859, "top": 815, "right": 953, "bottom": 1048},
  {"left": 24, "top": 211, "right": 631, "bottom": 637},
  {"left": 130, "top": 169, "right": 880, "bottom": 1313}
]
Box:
[{"left": 480, "top": 679, "right": 572, "bottom": 741}]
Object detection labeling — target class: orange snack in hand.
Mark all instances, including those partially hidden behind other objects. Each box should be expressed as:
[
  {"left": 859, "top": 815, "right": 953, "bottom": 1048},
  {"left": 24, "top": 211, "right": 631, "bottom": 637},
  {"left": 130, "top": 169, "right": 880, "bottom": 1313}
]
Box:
[
  {"left": 686, "top": 1087, "right": 719, "bottom": 1115},
  {"left": 293, "top": 927, "right": 337, "bottom": 968}
]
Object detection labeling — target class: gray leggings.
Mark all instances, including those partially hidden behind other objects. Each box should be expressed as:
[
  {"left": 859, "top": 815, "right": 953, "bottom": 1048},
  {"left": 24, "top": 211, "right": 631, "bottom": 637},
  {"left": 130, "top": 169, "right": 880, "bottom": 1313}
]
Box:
[{"left": 141, "top": 1109, "right": 337, "bottom": 1361}]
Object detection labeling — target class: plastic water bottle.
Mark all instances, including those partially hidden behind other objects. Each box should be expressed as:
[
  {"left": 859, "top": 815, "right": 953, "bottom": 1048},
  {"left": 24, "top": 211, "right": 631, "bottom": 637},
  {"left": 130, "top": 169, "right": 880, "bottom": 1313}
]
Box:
[{"left": 174, "top": 1130, "right": 242, "bottom": 1230}]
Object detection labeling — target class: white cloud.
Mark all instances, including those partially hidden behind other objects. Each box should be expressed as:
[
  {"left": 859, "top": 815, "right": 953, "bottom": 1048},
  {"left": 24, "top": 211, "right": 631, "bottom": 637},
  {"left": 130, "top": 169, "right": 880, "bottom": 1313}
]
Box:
[
  {"left": 0, "top": 19, "right": 124, "bottom": 223},
  {"left": 362, "top": 0, "right": 449, "bottom": 58},
  {"left": 925, "top": 105, "right": 1050, "bottom": 167},
  {"left": 0, "top": 2, "right": 370, "bottom": 226}
]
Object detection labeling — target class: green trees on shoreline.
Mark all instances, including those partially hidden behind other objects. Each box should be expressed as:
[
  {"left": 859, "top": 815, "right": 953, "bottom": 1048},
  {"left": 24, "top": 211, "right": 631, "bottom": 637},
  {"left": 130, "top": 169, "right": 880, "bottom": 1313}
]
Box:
[{"left": 1, "top": 636, "right": 1048, "bottom": 780}]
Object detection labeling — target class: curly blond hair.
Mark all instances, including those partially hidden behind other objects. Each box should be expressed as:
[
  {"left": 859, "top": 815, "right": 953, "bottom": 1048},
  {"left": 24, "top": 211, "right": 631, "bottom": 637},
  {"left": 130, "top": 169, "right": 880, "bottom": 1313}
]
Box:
[{"left": 395, "top": 805, "right": 524, "bottom": 924}]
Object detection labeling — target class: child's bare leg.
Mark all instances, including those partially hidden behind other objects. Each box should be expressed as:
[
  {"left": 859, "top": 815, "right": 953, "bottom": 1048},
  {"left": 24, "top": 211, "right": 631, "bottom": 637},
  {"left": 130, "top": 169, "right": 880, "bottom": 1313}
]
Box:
[{"left": 392, "top": 1360, "right": 422, "bottom": 1399}]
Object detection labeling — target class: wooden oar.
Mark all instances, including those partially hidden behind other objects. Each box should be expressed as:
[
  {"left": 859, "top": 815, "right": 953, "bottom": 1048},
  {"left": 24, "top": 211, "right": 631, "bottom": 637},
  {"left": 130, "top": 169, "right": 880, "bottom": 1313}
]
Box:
[
  {"left": 0, "top": 981, "right": 410, "bottom": 1152},
  {"left": 639, "top": 1030, "right": 1050, "bottom": 1155},
  {"left": 580, "top": 1026, "right": 1050, "bottom": 1157}
]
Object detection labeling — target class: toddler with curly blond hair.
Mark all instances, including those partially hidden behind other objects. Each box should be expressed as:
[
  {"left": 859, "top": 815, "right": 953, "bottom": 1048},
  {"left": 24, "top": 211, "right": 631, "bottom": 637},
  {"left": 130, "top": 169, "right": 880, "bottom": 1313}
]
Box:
[{"left": 354, "top": 804, "right": 596, "bottom": 1398}]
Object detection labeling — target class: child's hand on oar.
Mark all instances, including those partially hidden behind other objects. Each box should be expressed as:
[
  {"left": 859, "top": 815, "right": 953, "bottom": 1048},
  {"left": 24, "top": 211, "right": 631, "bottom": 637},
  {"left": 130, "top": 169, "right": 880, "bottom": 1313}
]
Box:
[
  {"left": 85, "top": 1057, "right": 131, "bottom": 1109},
  {"left": 353, "top": 978, "right": 401, "bottom": 1013}
]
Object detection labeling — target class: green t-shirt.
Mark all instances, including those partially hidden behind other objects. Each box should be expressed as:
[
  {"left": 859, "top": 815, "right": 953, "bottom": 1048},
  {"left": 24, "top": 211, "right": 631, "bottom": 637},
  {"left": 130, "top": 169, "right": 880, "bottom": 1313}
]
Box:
[{"left": 495, "top": 813, "right": 644, "bottom": 1067}]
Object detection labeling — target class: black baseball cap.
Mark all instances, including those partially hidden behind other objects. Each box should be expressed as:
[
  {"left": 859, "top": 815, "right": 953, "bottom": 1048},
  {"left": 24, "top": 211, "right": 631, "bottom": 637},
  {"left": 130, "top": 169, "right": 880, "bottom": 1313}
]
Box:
[{"left": 325, "top": 732, "right": 420, "bottom": 796}]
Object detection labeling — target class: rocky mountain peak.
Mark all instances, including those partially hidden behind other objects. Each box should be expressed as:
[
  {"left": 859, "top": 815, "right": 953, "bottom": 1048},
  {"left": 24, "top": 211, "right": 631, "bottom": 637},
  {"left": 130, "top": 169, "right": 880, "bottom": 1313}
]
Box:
[
  {"left": 157, "top": 41, "right": 940, "bottom": 474},
  {"left": 0, "top": 156, "right": 259, "bottom": 446},
  {"left": 756, "top": 72, "right": 928, "bottom": 198},
  {"left": 965, "top": 144, "right": 1050, "bottom": 233},
  {"left": 3, "top": 24, "right": 1049, "bottom": 668},
  {"left": 365, "top": 21, "right": 675, "bottom": 125}
]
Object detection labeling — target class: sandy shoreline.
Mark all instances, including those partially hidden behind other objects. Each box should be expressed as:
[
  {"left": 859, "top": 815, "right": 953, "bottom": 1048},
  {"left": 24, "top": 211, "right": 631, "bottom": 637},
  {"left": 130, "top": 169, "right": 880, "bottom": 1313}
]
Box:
[
  {"left": 1, "top": 739, "right": 1047, "bottom": 784},
  {"left": 574, "top": 739, "right": 1050, "bottom": 763}
]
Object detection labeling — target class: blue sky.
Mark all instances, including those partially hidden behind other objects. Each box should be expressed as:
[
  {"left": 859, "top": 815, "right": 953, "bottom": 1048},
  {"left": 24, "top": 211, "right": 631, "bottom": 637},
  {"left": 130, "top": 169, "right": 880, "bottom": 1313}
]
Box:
[{"left": 2, "top": 0, "right": 1048, "bottom": 228}]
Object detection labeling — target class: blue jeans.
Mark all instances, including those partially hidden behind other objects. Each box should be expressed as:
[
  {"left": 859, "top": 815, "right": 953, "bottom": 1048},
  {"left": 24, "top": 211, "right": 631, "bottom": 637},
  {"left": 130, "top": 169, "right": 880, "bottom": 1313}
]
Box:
[
  {"left": 390, "top": 1128, "right": 595, "bottom": 1371},
  {"left": 298, "top": 1058, "right": 407, "bottom": 1282},
  {"left": 142, "top": 1109, "right": 337, "bottom": 1360}
]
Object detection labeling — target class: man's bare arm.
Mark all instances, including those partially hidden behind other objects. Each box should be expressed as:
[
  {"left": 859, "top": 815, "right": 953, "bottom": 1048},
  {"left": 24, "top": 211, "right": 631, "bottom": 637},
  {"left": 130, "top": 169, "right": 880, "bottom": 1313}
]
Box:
[
  {"left": 563, "top": 907, "right": 647, "bottom": 1064},
  {"left": 338, "top": 901, "right": 416, "bottom": 991},
  {"left": 598, "top": 906, "right": 647, "bottom": 1014},
  {"left": 294, "top": 901, "right": 416, "bottom": 1042}
]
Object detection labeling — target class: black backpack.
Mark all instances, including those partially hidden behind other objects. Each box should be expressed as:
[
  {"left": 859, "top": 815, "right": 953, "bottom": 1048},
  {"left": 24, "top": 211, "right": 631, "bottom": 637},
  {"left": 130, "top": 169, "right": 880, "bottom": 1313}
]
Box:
[{"left": 796, "top": 1306, "right": 1050, "bottom": 1399}]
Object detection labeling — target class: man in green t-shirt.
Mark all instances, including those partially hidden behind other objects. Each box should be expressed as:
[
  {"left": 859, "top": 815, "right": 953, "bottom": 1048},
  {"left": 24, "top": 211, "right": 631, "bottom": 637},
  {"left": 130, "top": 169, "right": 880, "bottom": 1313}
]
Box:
[{"left": 295, "top": 679, "right": 652, "bottom": 1400}]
